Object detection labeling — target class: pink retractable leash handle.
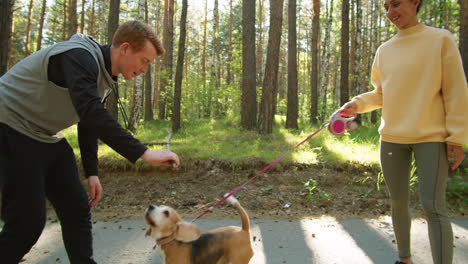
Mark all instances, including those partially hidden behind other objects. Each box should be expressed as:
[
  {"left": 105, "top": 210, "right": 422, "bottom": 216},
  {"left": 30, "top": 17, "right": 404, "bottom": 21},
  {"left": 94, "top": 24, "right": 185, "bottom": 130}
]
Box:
[{"left": 328, "top": 110, "right": 358, "bottom": 136}]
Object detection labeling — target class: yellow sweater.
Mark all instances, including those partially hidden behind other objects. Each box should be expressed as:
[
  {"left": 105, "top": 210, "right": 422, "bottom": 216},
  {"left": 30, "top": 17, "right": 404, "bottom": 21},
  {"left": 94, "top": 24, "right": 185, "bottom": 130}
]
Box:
[{"left": 353, "top": 23, "right": 468, "bottom": 146}]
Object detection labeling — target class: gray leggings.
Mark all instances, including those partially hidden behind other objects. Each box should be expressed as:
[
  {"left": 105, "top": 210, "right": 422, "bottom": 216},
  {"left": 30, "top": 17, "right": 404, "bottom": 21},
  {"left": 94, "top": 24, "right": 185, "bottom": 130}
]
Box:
[{"left": 380, "top": 141, "right": 453, "bottom": 264}]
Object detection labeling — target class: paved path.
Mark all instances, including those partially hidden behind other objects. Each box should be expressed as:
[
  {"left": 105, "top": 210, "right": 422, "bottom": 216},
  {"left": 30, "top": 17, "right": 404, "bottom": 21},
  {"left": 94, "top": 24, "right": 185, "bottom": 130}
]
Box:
[{"left": 3, "top": 216, "right": 467, "bottom": 264}]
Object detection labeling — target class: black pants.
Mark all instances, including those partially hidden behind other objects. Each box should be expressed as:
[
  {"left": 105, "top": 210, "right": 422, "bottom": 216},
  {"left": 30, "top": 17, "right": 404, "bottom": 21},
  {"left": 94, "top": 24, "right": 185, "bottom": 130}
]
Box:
[{"left": 0, "top": 123, "right": 97, "bottom": 264}]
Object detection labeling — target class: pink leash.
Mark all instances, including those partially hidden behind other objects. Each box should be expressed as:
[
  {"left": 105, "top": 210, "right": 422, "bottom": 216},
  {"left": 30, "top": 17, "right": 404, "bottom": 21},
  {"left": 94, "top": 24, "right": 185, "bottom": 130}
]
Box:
[{"left": 193, "top": 123, "right": 329, "bottom": 221}]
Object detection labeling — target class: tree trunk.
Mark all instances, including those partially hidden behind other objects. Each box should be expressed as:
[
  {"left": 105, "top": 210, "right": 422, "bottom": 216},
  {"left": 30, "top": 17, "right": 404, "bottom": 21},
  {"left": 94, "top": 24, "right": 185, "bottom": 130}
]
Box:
[
  {"left": 129, "top": 79, "right": 143, "bottom": 132},
  {"left": 68, "top": 0, "right": 78, "bottom": 38},
  {"left": 241, "top": 0, "right": 257, "bottom": 130},
  {"left": 256, "top": 0, "right": 265, "bottom": 87},
  {"left": 90, "top": 0, "right": 96, "bottom": 36},
  {"left": 144, "top": 0, "right": 153, "bottom": 121},
  {"left": 80, "top": 0, "right": 86, "bottom": 33},
  {"left": 460, "top": 0, "right": 468, "bottom": 77},
  {"left": 106, "top": 0, "right": 120, "bottom": 120},
  {"left": 319, "top": 0, "right": 333, "bottom": 122},
  {"left": 259, "top": 0, "right": 284, "bottom": 134},
  {"left": 153, "top": 0, "right": 162, "bottom": 111},
  {"left": 128, "top": 0, "right": 147, "bottom": 131},
  {"left": 349, "top": 0, "right": 356, "bottom": 97},
  {"left": 144, "top": 64, "right": 153, "bottom": 121},
  {"left": 340, "top": 0, "right": 350, "bottom": 106},
  {"left": 226, "top": 0, "right": 233, "bottom": 85},
  {"left": 201, "top": 0, "right": 208, "bottom": 117},
  {"left": 36, "top": 0, "right": 47, "bottom": 51},
  {"left": 310, "top": 0, "right": 320, "bottom": 124},
  {"left": 63, "top": 0, "right": 68, "bottom": 40},
  {"left": 0, "top": 0, "right": 14, "bottom": 76},
  {"left": 370, "top": 0, "right": 380, "bottom": 124},
  {"left": 25, "top": 0, "right": 34, "bottom": 56},
  {"left": 172, "top": 0, "right": 188, "bottom": 132},
  {"left": 286, "top": 0, "right": 298, "bottom": 129},
  {"left": 159, "top": 0, "right": 175, "bottom": 120},
  {"left": 352, "top": 0, "right": 362, "bottom": 97},
  {"left": 213, "top": 0, "right": 222, "bottom": 117}
]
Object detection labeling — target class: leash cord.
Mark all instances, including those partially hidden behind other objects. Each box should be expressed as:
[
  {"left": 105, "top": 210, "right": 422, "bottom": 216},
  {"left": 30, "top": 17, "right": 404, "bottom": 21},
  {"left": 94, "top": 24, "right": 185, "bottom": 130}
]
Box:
[{"left": 193, "top": 123, "right": 329, "bottom": 221}]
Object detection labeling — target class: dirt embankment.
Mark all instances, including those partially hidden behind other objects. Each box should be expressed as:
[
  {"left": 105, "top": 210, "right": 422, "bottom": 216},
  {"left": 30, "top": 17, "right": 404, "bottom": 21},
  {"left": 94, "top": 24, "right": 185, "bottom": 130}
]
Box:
[{"left": 57, "top": 158, "right": 467, "bottom": 222}]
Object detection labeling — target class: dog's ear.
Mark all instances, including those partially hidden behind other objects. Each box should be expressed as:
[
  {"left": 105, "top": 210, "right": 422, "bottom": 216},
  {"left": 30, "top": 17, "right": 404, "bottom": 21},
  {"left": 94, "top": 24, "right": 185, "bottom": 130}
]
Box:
[{"left": 175, "top": 222, "right": 201, "bottom": 242}]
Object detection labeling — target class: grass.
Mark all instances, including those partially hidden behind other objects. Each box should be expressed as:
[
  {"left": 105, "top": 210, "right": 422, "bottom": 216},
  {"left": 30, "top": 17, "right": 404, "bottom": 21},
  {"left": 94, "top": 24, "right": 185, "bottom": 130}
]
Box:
[
  {"left": 62, "top": 116, "right": 467, "bottom": 211},
  {"left": 62, "top": 116, "right": 382, "bottom": 168}
]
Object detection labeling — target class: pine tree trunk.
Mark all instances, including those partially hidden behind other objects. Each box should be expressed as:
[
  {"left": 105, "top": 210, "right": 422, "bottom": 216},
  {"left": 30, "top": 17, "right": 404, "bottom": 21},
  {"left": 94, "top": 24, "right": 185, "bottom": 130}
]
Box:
[
  {"left": 129, "top": 78, "right": 143, "bottom": 132},
  {"left": 159, "top": 0, "right": 175, "bottom": 120},
  {"left": 201, "top": 0, "right": 208, "bottom": 117},
  {"left": 25, "top": 0, "right": 34, "bottom": 56},
  {"left": 106, "top": 0, "right": 120, "bottom": 121},
  {"left": 370, "top": 0, "right": 380, "bottom": 124},
  {"left": 172, "top": 0, "right": 188, "bottom": 132},
  {"left": 226, "top": 0, "right": 233, "bottom": 85},
  {"left": 213, "top": 0, "right": 222, "bottom": 117},
  {"left": 63, "top": 0, "right": 68, "bottom": 40},
  {"left": 36, "top": 0, "right": 47, "bottom": 51},
  {"left": 349, "top": 0, "right": 356, "bottom": 97},
  {"left": 128, "top": 0, "right": 147, "bottom": 131},
  {"left": 460, "top": 0, "right": 468, "bottom": 77},
  {"left": 68, "top": 0, "right": 78, "bottom": 38},
  {"left": 340, "top": 0, "right": 350, "bottom": 106},
  {"left": 90, "top": 0, "right": 96, "bottom": 36},
  {"left": 80, "top": 0, "right": 85, "bottom": 33},
  {"left": 310, "top": 0, "right": 320, "bottom": 124},
  {"left": 144, "top": 64, "right": 153, "bottom": 121},
  {"left": 259, "top": 0, "right": 284, "bottom": 134},
  {"left": 143, "top": 0, "right": 153, "bottom": 121},
  {"left": 0, "top": 0, "right": 14, "bottom": 76},
  {"left": 153, "top": 0, "right": 162, "bottom": 111},
  {"left": 353, "top": 0, "right": 362, "bottom": 97},
  {"left": 286, "top": 0, "right": 298, "bottom": 129},
  {"left": 241, "top": 0, "right": 257, "bottom": 130},
  {"left": 319, "top": 0, "right": 333, "bottom": 122},
  {"left": 256, "top": 0, "right": 265, "bottom": 87}
]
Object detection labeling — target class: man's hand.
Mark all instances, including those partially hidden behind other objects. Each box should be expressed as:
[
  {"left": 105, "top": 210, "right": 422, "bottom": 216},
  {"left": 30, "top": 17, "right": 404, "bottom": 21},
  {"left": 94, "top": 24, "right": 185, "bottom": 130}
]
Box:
[
  {"left": 447, "top": 144, "right": 464, "bottom": 170},
  {"left": 141, "top": 149, "right": 180, "bottom": 168},
  {"left": 88, "top": 176, "right": 103, "bottom": 208}
]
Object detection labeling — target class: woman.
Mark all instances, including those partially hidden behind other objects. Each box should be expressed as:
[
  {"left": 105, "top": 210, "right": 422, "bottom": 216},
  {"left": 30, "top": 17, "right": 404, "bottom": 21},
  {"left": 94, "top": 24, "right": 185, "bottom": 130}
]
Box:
[{"left": 340, "top": 0, "right": 467, "bottom": 263}]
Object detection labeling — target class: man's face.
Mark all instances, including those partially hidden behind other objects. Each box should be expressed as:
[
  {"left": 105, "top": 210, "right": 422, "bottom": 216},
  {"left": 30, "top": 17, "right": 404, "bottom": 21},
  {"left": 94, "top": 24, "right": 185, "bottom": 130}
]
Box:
[
  {"left": 384, "top": 0, "right": 419, "bottom": 29},
  {"left": 118, "top": 39, "right": 157, "bottom": 80}
]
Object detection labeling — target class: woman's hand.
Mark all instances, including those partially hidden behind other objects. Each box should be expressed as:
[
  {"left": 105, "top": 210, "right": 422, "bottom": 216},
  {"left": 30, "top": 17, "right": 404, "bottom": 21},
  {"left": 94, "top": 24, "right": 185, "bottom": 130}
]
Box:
[
  {"left": 339, "top": 101, "right": 358, "bottom": 116},
  {"left": 447, "top": 144, "right": 464, "bottom": 170}
]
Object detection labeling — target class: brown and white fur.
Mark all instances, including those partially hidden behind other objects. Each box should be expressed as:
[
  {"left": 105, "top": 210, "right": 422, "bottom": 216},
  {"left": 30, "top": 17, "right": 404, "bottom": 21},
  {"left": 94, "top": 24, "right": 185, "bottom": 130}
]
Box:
[{"left": 144, "top": 195, "right": 254, "bottom": 264}]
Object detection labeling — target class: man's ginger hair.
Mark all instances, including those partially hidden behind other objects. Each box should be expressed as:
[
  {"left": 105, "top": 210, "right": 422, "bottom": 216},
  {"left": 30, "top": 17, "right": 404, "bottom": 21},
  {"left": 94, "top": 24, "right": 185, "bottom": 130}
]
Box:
[{"left": 112, "top": 20, "right": 165, "bottom": 56}]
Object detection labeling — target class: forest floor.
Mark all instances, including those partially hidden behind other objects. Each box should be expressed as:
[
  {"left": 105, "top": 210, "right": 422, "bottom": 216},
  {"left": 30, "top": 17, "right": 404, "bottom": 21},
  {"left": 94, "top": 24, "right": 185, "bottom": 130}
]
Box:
[{"left": 48, "top": 158, "right": 466, "bottom": 222}]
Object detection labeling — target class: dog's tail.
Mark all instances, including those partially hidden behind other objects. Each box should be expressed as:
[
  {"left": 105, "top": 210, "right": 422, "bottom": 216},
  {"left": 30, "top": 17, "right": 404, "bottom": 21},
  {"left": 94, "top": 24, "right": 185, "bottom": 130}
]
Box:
[{"left": 225, "top": 194, "right": 250, "bottom": 232}]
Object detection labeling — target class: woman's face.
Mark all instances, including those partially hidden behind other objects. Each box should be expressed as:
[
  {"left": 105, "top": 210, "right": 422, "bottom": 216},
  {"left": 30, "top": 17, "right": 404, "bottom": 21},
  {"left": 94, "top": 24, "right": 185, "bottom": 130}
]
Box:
[{"left": 384, "top": 0, "right": 420, "bottom": 29}]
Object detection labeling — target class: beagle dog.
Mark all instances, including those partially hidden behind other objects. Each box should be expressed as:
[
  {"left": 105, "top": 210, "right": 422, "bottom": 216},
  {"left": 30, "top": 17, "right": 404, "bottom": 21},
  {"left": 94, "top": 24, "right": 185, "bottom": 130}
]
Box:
[{"left": 144, "top": 195, "right": 254, "bottom": 264}]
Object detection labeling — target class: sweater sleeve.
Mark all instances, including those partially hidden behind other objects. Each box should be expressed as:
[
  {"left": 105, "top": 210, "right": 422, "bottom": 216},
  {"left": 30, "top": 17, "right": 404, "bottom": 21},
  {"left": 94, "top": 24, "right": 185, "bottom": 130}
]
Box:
[
  {"left": 440, "top": 31, "right": 468, "bottom": 145},
  {"left": 352, "top": 50, "right": 383, "bottom": 113}
]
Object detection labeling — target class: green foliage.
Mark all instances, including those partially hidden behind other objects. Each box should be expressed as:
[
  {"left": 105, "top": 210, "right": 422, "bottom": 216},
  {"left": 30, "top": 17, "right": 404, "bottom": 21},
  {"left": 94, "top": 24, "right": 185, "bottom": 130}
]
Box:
[
  {"left": 261, "top": 185, "right": 273, "bottom": 194},
  {"left": 446, "top": 169, "right": 468, "bottom": 207},
  {"left": 304, "top": 179, "right": 332, "bottom": 206},
  {"left": 63, "top": 116, "right": 382, "bottom": 167}
]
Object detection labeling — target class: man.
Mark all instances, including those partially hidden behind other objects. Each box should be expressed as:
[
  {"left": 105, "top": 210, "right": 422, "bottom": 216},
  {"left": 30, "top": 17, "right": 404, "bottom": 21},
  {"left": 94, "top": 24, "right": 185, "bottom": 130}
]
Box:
[{"left": 0, "top": 20, "right": 179, "bottom": 263}]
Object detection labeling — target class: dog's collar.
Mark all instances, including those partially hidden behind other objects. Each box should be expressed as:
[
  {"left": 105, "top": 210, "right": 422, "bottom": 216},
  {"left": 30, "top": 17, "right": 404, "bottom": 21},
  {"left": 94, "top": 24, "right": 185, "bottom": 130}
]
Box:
[{"left": 157, "top": 235, "right": 175, "bottom": 246}]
